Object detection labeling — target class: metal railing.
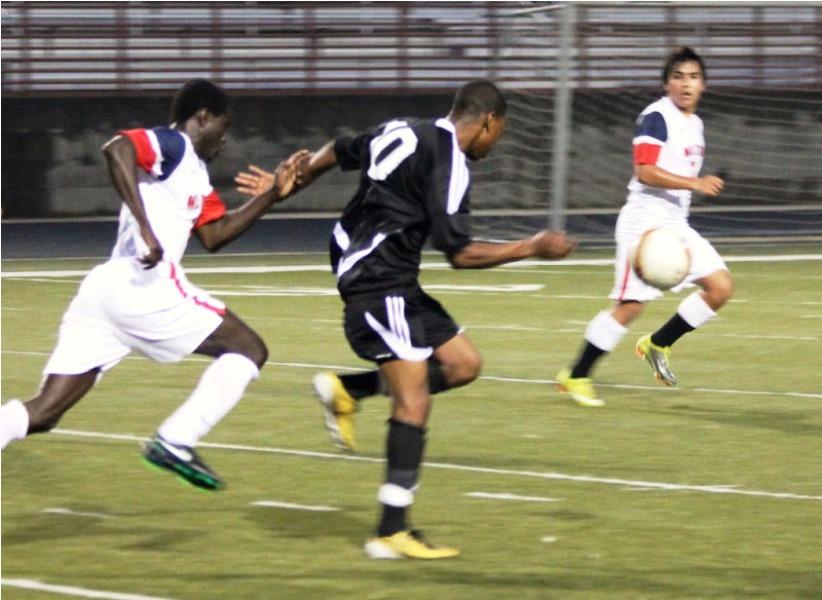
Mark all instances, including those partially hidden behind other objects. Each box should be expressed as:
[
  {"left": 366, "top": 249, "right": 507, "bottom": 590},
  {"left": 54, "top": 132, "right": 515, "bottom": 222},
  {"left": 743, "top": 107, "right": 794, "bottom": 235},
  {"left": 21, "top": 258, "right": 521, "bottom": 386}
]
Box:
[{"left": 2, "top": 1, "right": 820, "bottom": 96}]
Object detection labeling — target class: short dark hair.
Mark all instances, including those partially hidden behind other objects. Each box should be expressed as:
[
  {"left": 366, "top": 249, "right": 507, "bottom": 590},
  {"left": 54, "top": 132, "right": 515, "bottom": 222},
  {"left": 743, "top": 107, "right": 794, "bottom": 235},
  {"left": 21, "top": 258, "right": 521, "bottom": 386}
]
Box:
[
  {"left": 662, "top": 47, "right": 706, "bottom": 83},
  {"left": 170, "top": 79, "right": 229, "bottom": 124},
  {"left": 450, "top": 80, "right": 507, "bottom": 119}
]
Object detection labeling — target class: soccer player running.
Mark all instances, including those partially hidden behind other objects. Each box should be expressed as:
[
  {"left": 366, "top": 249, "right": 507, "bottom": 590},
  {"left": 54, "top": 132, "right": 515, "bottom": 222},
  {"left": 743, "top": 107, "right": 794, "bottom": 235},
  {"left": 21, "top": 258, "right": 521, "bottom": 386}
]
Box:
[
  {"left": 556, "top": 47, "right": 733, "bottom": 407},
  {"left": 238, "top": 80, "right": 576, "bottom": 558},
  {"left": 0, "top": 79, "right": 306, "bottom": 491}
]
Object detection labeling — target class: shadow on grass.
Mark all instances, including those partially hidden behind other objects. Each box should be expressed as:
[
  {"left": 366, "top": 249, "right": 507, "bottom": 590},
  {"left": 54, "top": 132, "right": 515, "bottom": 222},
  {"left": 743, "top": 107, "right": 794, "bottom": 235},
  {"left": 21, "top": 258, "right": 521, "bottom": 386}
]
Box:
[
  {"left": 245, "top": 503, "right": 371, "bottom": 546},
  {"left": 85, "top": 564, "right": 822, "bottom": 599},
  {"left": 1, "top": 510, "right": 205, "bottom": 551},
  {"left": 645, "top": 404, "right": 822, "bottom": 436}
]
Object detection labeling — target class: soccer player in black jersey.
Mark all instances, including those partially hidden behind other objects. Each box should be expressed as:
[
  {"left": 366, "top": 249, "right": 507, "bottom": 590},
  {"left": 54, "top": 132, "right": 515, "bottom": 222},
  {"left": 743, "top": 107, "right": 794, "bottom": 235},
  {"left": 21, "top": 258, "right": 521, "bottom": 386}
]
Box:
[{"left": 236, "top": 80, "right": 576, "bottom": 559}]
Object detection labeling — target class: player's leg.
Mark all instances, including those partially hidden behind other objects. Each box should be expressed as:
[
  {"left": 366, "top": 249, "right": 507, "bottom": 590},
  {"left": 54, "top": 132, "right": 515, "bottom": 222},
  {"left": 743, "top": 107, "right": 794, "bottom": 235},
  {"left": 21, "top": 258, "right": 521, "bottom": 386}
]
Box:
[
  {"left": 556, "top": 301, "right": 644, "bottom": 407},
  {"left": 557, "top": 207, "right": 661, "bottom": 405},
  {"left": 143, "top": 309, "right": 265, "bottom": 491},
  {"left": 313, "top": 336, "right": 478, "bottom": 413},
  {"left": 3, "top": 264, "right": 129, "bottom": 450},
  {"left": 429, "top": 332, "right": 483, "bottom": 392},
  {"left": 637, "top": 230, "right": 732, "bottom": 386},
  {"left": 365, "top": 358, "right": 459, "bottom": 560},
  {"left": 1, "top": 371, "right": 99, "bottom": 449},
  {"left": 314, "top": 289, "right": 469, "bottom": 452}
]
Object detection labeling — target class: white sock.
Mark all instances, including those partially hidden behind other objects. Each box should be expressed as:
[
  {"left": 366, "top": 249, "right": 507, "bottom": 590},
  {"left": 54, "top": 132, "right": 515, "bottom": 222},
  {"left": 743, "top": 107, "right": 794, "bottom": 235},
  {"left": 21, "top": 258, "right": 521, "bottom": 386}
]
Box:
[
  {"left": 585, "top": 310, "right": 629, "bottom": 352},
  {"left": 158, "top": 353, "right": 259, "bottom": 447},
  {"left": 1, "top": 400, "right": 30, "bottom": 449},
  {"left": 678, "top": 292, "right": 717, "bottom": 328}
]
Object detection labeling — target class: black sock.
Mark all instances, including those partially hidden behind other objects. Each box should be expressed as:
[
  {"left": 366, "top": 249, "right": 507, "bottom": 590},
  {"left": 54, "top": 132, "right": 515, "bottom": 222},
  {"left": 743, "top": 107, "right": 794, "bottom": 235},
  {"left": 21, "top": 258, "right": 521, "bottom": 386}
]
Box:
[
  {"left": 651, "top": 314, "right": 694, "bottom": 347},
  {"left": 339, "top": 371, "right": 383, "bottom": 400},
  {"left": 570, "top": 341, "right": 607, "bottom": 378},
  {"left": 427, "top": 358, "right": 450, "bottom": 395},
  {"left": 377, "top": 419, "right": 426, "bottom": 537}
]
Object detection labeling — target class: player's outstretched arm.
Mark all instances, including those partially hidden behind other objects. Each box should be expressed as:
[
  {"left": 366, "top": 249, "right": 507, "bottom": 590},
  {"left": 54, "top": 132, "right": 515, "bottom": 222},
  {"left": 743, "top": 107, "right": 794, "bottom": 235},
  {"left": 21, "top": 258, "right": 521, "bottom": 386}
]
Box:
[
  {"left": 197, "top": 150, "right": 306, "bottom": 252},
  {"left": 635, "top": 164, "right": 724, "bottom": 196},
  {"left": 234, "top": 140, "right": 339, "bottom": 198},
  {"left": 448, "top": 231, "right": 577, "bottom": 269},
  {"left": 102, "top": 135, "right": 164, "bottom": 269}
]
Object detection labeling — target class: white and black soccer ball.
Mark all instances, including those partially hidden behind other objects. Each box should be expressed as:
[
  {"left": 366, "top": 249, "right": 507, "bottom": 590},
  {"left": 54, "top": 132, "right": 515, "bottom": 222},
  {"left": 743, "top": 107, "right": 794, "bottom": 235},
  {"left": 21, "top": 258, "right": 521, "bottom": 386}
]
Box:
[{"left": 631, "top": 226, "right": 691, "bottom": 290}]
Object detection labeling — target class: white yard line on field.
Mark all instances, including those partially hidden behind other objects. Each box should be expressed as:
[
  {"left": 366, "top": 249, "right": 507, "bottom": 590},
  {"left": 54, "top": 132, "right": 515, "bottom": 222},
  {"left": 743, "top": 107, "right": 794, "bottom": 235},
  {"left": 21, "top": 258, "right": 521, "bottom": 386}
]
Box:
[
  {"left": 3, "top": 349, "right": 821, "bottom": 400},
  {"left": 250, "top": 500, "right": 340, "bottom": 512},
  {"left": 466, "top": 492, "right": 563, "bottom": 502},
  {"left": 42, "top": 507, "right": 114, "bottom": 519},
  {"left": 3, "top": 253, "right": 821, "bottom": 279},
  {"left": 0, "top": 578, "right": 176, "bottom": 600},
  {"left": 47, "top": 429, "right": 822, "bottom": 502}
]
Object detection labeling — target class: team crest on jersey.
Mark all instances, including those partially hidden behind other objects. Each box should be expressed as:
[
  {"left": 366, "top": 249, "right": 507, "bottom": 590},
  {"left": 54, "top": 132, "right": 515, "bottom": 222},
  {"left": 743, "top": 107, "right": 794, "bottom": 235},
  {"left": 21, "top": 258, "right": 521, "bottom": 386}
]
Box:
[
  {"left": 684, "top": 145, "right": 704, "bottom": 157},
  {"left": 187, "top": 194, "right": 202, "bottom": 210}
]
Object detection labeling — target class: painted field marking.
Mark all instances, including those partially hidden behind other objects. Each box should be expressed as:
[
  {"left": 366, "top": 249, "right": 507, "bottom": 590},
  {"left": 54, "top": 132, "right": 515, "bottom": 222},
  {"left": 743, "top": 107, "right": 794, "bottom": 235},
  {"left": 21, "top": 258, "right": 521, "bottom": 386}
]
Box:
[
  {"left": 0, "top": 578, "right": 176, "bottom": 600},
  {"left": 3, "top": 349, "right": 820, "bottom": 400},
  {"left": 42, "top": 507, "right": 114, "bottom": 519},
  {"left": 466, "top": 492, "right": 562, "bottom": 502},
  {"left": 718, "top": 333, "right": 818, "bottom": 341},
  {"left": 250, "top": 500, "right": 339, "bottom": 512},
  {"left": 3, "top": 253, "right": 821, "bottom": 279},
  {"left": 541, "top": 536, "right": 558, "bottom": 544},
  {"left": 47, "top": 429, "right": 822, "bottom": 502},
  {"left": 426, "top": 284, "right": 544, "bottom": 292}
]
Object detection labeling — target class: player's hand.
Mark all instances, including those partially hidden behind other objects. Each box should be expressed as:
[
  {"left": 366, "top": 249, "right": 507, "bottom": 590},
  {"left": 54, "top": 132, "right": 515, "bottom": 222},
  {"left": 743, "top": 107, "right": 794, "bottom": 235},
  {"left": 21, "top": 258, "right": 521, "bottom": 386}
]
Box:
[
  {"left": 295, "top": 150, "right": 316, "bottom": 189},
  {"left": 139, "top": 228, "right": 164, "bottom": 269},
  {"left": 235, "top": 164, "right": 275, "bottom": 197},
  {"left": 272, "top": 150, "right": 310, "bottom": 200},
  {"left": 530, "top": 230, "right": 577, "bottom": 260},
  {"left": 692, "top": 175, "right": 724, "bottom": 196}
]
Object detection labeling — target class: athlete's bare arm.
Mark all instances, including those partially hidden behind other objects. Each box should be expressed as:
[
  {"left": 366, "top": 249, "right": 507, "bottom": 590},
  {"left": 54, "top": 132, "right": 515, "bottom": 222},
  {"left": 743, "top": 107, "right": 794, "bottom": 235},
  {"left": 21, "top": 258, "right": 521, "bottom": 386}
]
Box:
[
  {"left": 234, "top": 140, "right": 338, "bottom": 197},
  {"left": 448, "top": 231, "right": 577, "bottom": 269},
  {"left": 103, "top": 136, "right": 164, "bottom": 269},
  {"left": 635, "top": 164, "right": 724, "bottom": 196},
  {"left": 196, "top": 150, "right": 307, "bottom": 252}
]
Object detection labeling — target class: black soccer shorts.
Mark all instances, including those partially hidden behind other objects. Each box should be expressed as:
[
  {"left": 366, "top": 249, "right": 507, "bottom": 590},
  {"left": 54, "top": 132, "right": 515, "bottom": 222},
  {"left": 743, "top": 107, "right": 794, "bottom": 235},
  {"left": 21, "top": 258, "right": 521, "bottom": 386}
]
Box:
[{"left": 343, "top": 288, "right": 460, "bottom": 364}]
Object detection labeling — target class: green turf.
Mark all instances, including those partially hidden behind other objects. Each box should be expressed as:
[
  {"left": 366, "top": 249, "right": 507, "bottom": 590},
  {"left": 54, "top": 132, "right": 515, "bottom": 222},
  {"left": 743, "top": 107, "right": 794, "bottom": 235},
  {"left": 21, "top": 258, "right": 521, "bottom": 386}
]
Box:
[{"left": 2, "top": 249, "right": 821, "bottom": 599}]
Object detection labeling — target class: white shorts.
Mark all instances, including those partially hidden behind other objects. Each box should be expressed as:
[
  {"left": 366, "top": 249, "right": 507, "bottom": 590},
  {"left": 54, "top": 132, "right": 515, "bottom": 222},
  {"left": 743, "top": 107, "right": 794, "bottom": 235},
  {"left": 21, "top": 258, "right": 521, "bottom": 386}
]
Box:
[
  {"left": 609, "top": 202, "right": 728, "bottom": 302},
  {"left": 44, "top": 258, "right": 225, "bottom": 375}
]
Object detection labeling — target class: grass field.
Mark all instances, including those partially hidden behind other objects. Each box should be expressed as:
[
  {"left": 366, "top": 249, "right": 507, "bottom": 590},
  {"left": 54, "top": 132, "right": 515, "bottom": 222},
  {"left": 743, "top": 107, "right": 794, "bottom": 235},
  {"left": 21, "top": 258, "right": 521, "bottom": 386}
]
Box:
[{"left": 2, "top": 247, "right": 821, "bottom": 599}]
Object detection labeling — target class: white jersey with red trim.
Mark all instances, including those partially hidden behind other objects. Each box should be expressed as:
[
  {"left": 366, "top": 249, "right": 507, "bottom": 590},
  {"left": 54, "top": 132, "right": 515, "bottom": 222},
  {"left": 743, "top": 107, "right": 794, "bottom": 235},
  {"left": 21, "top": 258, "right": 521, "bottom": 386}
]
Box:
[
  {"left": 111, "top": 127, "right": 227, "bottom": 265},
  {"left": 626, "top": 95, "right": 705, "bottom": 219}
]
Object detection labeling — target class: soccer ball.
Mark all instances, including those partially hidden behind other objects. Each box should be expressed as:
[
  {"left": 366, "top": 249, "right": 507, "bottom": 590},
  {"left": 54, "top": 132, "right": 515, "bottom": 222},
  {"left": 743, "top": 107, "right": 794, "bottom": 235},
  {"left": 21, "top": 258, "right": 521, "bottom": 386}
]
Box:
[{"left": 631, "top": 226, "right": 691, "bottom": 290}]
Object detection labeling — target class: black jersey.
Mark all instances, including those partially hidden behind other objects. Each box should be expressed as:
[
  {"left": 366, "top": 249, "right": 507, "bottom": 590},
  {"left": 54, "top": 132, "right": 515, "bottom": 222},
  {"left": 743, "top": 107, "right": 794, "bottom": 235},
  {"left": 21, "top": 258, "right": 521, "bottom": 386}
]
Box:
[{"left": 334, "top": 118, "right": 473, "bottom": 301}]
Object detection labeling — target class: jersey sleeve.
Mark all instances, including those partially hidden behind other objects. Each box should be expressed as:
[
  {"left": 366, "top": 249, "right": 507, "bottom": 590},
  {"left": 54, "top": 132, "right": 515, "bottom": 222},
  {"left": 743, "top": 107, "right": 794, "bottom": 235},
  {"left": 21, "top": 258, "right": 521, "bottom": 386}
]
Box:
[
  {"left": 119, "top": 127, "right": 186, "bottom": 180},
  {"left": 632, "top": 111, "right": 667, "bottom": 165},
  {"left": 334, "top": 133, "right": 372, "bottom": 171},
  {"left": 192, "top": 189, "right": 227, "bottom": 230},
  {"left": 425, "top": 131, "right": 472, "bottom": 257}
]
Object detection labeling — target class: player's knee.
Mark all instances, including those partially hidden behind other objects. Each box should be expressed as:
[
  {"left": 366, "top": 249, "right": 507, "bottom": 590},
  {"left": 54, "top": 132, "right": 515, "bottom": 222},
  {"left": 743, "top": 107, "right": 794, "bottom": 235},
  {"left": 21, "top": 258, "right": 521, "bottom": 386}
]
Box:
[
  {"left": 709, "top": 272, "right": 734, "bottom": 306},
  {"left": 453, "top": 352, "right": 483, "bottom": 386}
]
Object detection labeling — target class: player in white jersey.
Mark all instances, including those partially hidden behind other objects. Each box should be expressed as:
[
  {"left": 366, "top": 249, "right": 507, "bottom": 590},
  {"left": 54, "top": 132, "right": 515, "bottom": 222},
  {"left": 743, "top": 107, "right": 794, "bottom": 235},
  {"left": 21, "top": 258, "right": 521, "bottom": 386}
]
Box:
[
  {"left": 0, "top": 80, "right": 305, "bottom": 491},
  {"left": 556, "top": 47, "right": 733, "bottom": 407}
]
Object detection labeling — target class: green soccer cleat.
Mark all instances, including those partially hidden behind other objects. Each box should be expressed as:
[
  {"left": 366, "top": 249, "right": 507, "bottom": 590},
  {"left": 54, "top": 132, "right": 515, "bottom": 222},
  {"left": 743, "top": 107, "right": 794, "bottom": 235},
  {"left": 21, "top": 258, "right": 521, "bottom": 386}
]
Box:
[
  {"left": 555, "top": 367, "right": 605, "bottom": 407},
  {"left": 312, "top": 372, "right": 357, "bottom": 452},
  {"left": 141, "top": 435, "right": 224, "bottom": 491},
  {"left": 635, "top": 334, "right": 677, "bottom": 386},
  {"left": 364, "top": 530, "right": 460, "bottom": 560}
]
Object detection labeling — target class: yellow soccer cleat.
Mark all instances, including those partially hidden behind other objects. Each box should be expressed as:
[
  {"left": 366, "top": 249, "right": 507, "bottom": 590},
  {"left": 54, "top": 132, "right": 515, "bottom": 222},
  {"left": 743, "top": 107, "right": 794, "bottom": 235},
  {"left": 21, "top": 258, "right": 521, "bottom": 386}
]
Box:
[
  {"left": 555, "top": 367, "right": 605, "bottom": 407},
  {"left": 364, "top": 530, "right": 460, "bottom": 560},
  {"left": 312, "top": 372, "right": 357, "bottom": 452},
  {"left": 635, "top": 334, "right": 677, "bottom": 386}
]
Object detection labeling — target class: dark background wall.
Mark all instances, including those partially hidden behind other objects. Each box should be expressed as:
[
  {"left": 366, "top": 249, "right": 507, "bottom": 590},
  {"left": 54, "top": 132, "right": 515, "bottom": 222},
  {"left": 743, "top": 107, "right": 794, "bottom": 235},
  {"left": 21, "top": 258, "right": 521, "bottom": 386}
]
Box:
[
  {"left": 1, "top": 94, "right": 451, "bottom": 218},
  {"left": 4, "top": 90, "right": 821, "bottom": 221}
]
